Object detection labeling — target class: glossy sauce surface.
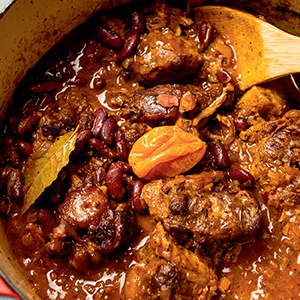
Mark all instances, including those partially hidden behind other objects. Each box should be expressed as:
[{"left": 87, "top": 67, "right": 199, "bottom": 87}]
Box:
[{"left": 1, "top": 1, "right": 300, "bottom": 299}]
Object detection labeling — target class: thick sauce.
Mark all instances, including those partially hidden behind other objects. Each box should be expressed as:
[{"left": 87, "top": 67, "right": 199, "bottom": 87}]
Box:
[{"left": 1, "top": 1, "right": 300, "bottom": 299}]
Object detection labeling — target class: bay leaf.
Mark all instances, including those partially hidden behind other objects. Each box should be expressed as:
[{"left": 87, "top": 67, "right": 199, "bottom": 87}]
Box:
[{"left": 21, "top": 126, "right": 79, "bottom": 214}]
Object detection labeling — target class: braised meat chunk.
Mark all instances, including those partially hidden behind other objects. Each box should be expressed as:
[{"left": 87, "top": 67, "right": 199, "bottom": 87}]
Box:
[
  {"left": 122, "top": 83, "right": 224, "bottom": 128},
  {"left": 124, "top": 29, "right": 202, "bottom": 85},
  {"left": 242, "top": 110, "right": 300, "bottom": 208},
  {"left": 3, "top": 0, "right": 300, "bottom": 299},
  {"left": 128, "top": 84, "right": 182, "bottom": 126},
  {"left": 235, "top": 85, "right": 289, "bottom": 125},
  {"left": 44, "top": 175, "right": 136, "bottom": 271},
  {"left": 58, "top": 180, "right": 109, "bottom": 230},
  {"left": 124, "top": 222, "right": 218, "bottom": 300},
  {"left": 142, "top": 170, "right": 261, "bottom": 246}
]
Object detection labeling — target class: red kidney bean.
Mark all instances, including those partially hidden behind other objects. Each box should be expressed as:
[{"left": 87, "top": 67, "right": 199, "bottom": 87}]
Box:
[
  {"left": 96, "top": 25, "right": 123, "bottom": 49},
  {"left": 130, "top": 10, "right": 145, "bottom": 34},
  {"left": 232, "top": 115, "right": 248, "bottom": 132},
  {"left": 89, "top": 138, "right": 116, "bottom": 158},
  {"left": 37, "top": 94, "right": 53, "bottom": 111},
  {"left": 29, "top": 79, "right": 58, "bottom": 93},
  {"left": 18, "top": 113, "right": 40, "bottom": 137},
  {"left": 37, "top": 209, "right": 58, "bottom": 234},
  {"left": 7, "top": 169, "right": 23, "bottom": 200},
  {"left": 62, "top": 65, "right": 76, "bottom": 78},
  {"left": 261, "top": 191, "right": 271, "bottom": 201},
  {"left": 119, "top": 32, "right": 140, "bottom": 60},
  {"left": 93, "top": 77, "right": 106, "bottom": 90},
  {"left": 118, "top": 70, "right": 130, "bottom": 82},
  {"left": 228, "top": 167, "right": 254, "bottom": 185},
  {"left": 114, "top": 161, "right": 132, "bottom": 174},
  {"left": 210, "top": 141, "right": 230, "bottom": 169},
  {"left": 72, "top": 76, "right": 87, "bottom": 86},
  {"left": 115, "top": 129, "right": 128, "bottom": 161},
  {"left": 73, "top": 129, "right": 92, "bottom": 155},
  {"left": 106, "top": 164, "right": 126, "bottom": 202},
  {"left": 199, "top": 20, "right": 216, "bottom": 52},
  {"left": 0, "top": 165, "right": 12, "bottom": 190},
  {"left": 4, "top": 137, "right": 20, "bottom": 168},
  {"left": 216, "top": 68, "right": 232, "bottom": 83},
  {"left": 132, "top": 179, "right": 147, "bottom": 214},
  {"left": 216, "top": 68, "right": 240, "bottom": 92},
  {"left": 91, "top": 108, "right": 107, "bottom": 138},
  {"left": 16, "top": 140, "right": 34, "bottom": 157},
  {"left": 89, "top": 138, "right": 106, "bottom": 152},
  {"left": 100, "top": 117, "right": 118, "bottom": 145}
]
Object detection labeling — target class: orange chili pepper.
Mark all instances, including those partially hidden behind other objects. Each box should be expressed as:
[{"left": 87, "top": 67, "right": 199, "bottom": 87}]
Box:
[{"left": 128, "top": 125, "right": 206, "bottom": 181}]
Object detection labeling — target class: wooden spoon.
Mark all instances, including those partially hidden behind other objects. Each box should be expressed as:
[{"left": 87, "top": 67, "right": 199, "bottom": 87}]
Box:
[{"left": 196, "top": 6, "right": 300, "bottom": 90}]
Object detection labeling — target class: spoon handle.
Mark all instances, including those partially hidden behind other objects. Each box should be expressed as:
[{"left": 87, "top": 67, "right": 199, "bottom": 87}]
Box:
[{"left": 261, "top": 24, "right": 300, "bottom": 79}]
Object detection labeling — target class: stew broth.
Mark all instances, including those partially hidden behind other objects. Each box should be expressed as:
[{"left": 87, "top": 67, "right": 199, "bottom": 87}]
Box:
[{"left": 1, "top": 1, "right": 300, "bottom": 299}]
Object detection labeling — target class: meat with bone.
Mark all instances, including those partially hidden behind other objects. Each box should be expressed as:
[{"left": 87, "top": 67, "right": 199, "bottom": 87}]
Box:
[
  {"left": 141, "top": 170, "right": 261, "bottom": 247},
  {"left": 45, "top": 176, "right": 136, "bottom": 271}
]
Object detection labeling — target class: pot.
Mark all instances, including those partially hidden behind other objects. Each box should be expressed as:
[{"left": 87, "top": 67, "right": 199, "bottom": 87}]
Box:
[{"left": 0, "top": 0, "right": 300, "bottom": 299}]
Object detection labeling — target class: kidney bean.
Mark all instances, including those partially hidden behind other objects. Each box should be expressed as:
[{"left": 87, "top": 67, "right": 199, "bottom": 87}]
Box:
[
  {"left": 29, "top": 79, "right": 58, "bottom": 93},
  {"left": 89, "top": 138, "right": 106, "bottom": 151},
  {"left": 261, "top": 191, "right": 271, "bottom": 201},
  {"left": 216, "top": 68, "right": 231, "bottom": 83},
  {"left": 73, "top": 129, "right": 92, "bottom": 155},
  {"left": 0, "top": 165, "right": 12, "bottom": 190},
  {"left": 232, "top": 115, "right": 248, "bottom": 132},
  {"left": 96, "top": 25, "right": 123, "bottom": 49},
  {"left": 62, "top": 65, "right": 76, "bottom": 78},
  {"left": 199, "top": 20, "right": 216, "bottom": 52},
  {"left": 37, "top": 209, "right": 58, "bottom": 234},
  {"left": 114, "top": 161, "right": 132, "bottom": 174},
  {"left": 100, "top": 117, "right": 118, "bottom": 145},
  {"left": 210, "top": 141, "right": 230, "bottom": 169},
  {"left": 228, "top": 167, "right": 254, "bottom": 185},
  {"left": 132, "top": 179, "right": 148, "bottom": 215},
  {"left": 119, "top": 32, "right": 140, "bottom": 60},
  {"left": 89, "top": 138, "right": 116, "bottom": 158},
  {"left": 216, "top": 68, "right": 240, "bottom": 92},
  {"left": 93, "top": 77, "right": 106, "bottom": 90},
  {"left": 7, "top": 169, "right": 23, "bottom": 200},
  {"left": 37, "top": 94, "right": 53, "bottom": 111},
  {"left": 18, "top": 113, "right": 40, "bottom": 137},
  {"left": 106, "top": 164, "right": 126, "bottom": 202},
  {"left": 91, "top": 108, "right": 107, "bottom": 138},
  {"left": 115, "top": 129, "right": 128, "bottom": 161},
  {"left": 130, "top": 10, "right": 145, "bottom": 34},
  {"left": 72, "top": 76, "right": 87, "bottom": 86},
  {"left": 16, "top": 140, "right": 34, "bottom": 157},
  {"left": 169, "top": 193, "right": 187, "bottom": 215},
  {"left": 4, "top": 137, "right": 20, "bottom": 168},
  {"left": 118, "top": 70, "right": 130, "bottom": 82}
]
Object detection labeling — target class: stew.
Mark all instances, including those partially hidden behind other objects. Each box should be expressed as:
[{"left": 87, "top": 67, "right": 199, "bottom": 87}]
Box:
[{"left": 1, "top": 0, "right": 300, "bottom": 299}]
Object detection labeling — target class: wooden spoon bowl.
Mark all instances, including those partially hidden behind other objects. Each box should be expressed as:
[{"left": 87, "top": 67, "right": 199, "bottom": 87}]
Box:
[{"left": 196, "top": 6, "right": 300, "bottom": 90}]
